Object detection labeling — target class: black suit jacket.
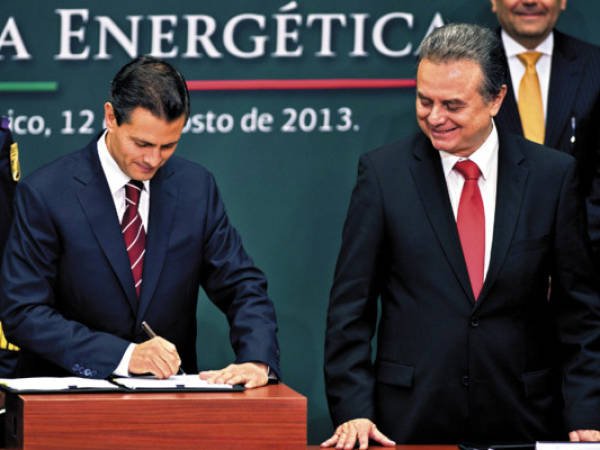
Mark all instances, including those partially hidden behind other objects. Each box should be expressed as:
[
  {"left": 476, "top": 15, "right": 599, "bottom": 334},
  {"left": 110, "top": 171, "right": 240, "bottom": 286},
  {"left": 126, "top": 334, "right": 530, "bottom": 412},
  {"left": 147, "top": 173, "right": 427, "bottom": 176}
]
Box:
[
  {"left": 0, "top": 136, "right": 280, "bottom": 379},
  {"left": 495, "top": 30, "right": 600, "bottom": 256},
  {"left": 324, "top": 130, "right": 600, "bottom": 444}
]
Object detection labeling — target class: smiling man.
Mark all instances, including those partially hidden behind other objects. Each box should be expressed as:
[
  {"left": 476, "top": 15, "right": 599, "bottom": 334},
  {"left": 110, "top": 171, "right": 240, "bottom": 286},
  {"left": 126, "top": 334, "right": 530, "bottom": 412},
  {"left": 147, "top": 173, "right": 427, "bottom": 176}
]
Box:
[
  {"left": 323, "top": 24, "right": 600, "bottom": 448},
  {"left": 0, "top": 56, "right": 280, "bottom": 388},
  {"left": 491, "top": 0, "right": 600, "bottom": 265}
]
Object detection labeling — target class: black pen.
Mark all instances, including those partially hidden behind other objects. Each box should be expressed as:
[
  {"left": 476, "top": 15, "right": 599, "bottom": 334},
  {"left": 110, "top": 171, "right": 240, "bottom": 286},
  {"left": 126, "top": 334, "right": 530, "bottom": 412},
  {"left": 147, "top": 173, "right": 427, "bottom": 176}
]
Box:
[{"left": 141, "top": 321, "right": 186, "bottom": 375}]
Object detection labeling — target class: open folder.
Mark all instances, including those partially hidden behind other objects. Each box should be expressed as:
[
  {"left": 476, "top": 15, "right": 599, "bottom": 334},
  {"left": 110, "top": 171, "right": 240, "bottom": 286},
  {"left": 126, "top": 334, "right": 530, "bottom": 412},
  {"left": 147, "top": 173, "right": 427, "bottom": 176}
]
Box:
[
  {"left": 0, "top": 377, "right": 119, "bottom": 393},
  {"left": 0, "top": 375, "right": 244, "bottom": 393},
  {"left": 112, "top": 375, "right": 243, "bottom": 391}
]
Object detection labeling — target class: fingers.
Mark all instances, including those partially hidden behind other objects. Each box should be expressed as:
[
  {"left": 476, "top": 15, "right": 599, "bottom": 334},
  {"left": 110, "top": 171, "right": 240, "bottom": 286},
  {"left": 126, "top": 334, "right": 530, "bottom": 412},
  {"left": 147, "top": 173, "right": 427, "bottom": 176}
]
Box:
[
  {"left": 370, "top": 425, "right": 396, "bottom": 447},
  {"left": 128, "top": 337, "right": 181, "bottom": 378},
  {"left": 356, "top": 424, "right": 370, "bottom": 449},
  {"left": 320, "top": 419, "right": 393, "bottom": 450},
  {"left": 570, "top": 429, "right": 600, "bottom": 442},
  {"left": 327, "top": 422, "right": 356, "bottom": 449},
  {"left": 320, "top": 429, "right": 341, "bottom": 447},
  {"left": 199, "top": 362, "right": 269, "bottom": 389}
]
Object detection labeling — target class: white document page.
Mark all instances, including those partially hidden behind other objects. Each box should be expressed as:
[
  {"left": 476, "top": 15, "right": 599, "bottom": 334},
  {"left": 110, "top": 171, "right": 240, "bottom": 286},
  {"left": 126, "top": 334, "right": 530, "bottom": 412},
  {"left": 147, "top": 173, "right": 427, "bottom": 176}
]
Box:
[
  {"left": 537, "top": 444, "right": 600, "bottom": 450},
  {"left": 0, "top": 377, "right": 119, "bottom": 391},
  {"left": 112, "top": 374, "right": 234, "bottom": 390}
]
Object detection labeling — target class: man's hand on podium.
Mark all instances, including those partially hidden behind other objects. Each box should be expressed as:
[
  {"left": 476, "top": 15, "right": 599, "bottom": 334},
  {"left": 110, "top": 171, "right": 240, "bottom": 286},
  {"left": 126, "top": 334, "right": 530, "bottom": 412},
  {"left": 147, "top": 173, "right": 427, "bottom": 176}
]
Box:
[
  {"left": 199, "top": 362, "right": 269, "bottom": 388},
  {"left": 128, "top": 336, "right": 182, "bottom": 379},
  {"left": 320, "top": 418, "right": 395, "bottom": 450},
  {"left": 569, "top": 429, "right": 600, "bottom": 441}
]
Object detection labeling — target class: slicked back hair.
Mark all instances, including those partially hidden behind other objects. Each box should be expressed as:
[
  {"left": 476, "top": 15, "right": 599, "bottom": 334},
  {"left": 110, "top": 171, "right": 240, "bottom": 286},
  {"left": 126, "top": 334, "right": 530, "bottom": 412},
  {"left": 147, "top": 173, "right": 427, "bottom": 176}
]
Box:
[{"left": 110, "top": 55, "right": 190, "bottom": 125}]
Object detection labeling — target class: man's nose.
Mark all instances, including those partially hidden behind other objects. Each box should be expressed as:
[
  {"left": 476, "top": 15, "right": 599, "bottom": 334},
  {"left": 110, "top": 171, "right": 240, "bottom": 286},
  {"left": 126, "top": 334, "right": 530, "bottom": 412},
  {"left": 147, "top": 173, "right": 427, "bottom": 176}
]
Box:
[
  {"left": 428, "top": 104, "right": 446, "bottom": 126},
  {"left": 144, "top": 147, "right": 161, "bottom": 166}
]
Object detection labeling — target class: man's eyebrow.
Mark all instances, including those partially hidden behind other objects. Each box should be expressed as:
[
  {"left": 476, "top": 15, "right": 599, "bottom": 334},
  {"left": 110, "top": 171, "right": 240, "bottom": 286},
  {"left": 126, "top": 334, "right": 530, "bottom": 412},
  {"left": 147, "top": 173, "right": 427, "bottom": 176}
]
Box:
[
  {"left": 130, "top": 136, "right": 153, "bottom": 145},
  {"left": 443, "top": 99, "right": 466, "bottom": 106},
  {"left": 129, "top": 136, "right": 179, "bottom": 147}
]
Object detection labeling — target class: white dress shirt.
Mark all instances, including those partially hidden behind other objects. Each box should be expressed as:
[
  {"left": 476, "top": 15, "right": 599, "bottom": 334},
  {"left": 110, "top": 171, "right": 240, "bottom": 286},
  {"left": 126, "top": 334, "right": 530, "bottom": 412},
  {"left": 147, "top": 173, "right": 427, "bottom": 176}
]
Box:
[
  {"left": 438, "top": 121, "right": 499, "bottom": 279},
  {"left": 97, "top": 130, "right": 150, "bottom": 376},
  {"left": 502, "top": 29, "right": 553, "bottom": 122}
]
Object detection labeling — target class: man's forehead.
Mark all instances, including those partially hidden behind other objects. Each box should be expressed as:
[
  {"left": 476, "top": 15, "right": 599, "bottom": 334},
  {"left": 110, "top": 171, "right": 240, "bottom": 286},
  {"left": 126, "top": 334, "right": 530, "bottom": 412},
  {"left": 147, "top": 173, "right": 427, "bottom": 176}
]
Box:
[{"left": 417, "top": 58, "right": 483, "bottom": 89}]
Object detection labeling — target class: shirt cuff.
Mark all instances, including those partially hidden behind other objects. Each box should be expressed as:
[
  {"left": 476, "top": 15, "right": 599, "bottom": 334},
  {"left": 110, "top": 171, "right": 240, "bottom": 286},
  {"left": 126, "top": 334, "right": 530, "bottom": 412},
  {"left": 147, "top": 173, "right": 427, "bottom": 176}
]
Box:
[
  {"left": 113, "top": 343, "right": 136, "bottom": 376},
  {"left": 268, "top": 365, "right": 278, "bottom": 381}
]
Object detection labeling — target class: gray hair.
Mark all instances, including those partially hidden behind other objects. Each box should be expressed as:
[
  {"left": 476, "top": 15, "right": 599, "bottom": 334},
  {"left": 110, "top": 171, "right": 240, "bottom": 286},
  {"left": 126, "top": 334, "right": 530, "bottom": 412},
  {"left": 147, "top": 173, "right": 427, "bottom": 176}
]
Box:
[{"left": 417, "top": 23, "right": 507, "bottom": 102}]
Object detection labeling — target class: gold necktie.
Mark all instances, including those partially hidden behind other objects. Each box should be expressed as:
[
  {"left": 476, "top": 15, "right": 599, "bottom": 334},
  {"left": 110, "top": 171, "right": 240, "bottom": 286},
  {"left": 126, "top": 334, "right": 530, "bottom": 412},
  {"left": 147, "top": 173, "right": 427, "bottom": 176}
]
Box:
[{"left": 517, "top": 52, "right": 544, "bottom": 144}]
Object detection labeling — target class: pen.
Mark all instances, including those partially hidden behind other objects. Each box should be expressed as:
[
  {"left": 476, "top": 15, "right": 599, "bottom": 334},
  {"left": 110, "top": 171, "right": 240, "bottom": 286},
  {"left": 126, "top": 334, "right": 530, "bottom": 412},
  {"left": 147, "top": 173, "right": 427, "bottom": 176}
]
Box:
[
  {"left": 570, "top": 115, "right": 576, "bottom": 145},
  {"left": 141, "top": 321, "right": 186, "bottom": 375}
]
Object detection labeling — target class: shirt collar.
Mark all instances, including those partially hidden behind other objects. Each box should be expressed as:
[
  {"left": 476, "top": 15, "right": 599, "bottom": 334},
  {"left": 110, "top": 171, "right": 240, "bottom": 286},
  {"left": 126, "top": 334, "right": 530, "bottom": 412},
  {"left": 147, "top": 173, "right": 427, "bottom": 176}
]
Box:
[
  {"left": 501, "top": 28, "right": 553, "bottom": 58},
  {"left": 439, "top": 120, "right": 499, "bottom": 180},
  {"left": 97, "top": 130, "right": 150, "bottom": 195}
]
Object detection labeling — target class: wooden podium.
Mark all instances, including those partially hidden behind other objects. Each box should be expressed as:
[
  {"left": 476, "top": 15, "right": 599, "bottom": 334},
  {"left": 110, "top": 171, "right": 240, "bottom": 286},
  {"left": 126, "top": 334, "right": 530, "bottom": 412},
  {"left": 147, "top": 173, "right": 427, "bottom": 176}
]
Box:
[{"left": 3, "top": 383, "right": 306, "bottom": 449}]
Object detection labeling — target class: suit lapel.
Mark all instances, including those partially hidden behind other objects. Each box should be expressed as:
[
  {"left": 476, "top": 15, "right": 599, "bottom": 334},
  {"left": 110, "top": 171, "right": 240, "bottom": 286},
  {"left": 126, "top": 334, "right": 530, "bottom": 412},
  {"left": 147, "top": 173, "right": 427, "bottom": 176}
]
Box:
[
  {"left": 496, "top": 31, "right": 525, "bottom": 136},
  {"left": 409, "top": 138, "right": 475, "bottom": 303},
  {"left": 75, "top": 142, "right": 138, "bottom": 312},
  {"left": 545, "top": 31, "right": 581, "bottom": 150},
  {"left": 476, "top": 131, "right": 528, "bottom": 306},
  {"left": 135, "top": 163, "right": 178, "bottom": 325},
  {"left": 498, "top": 72, "right": 524, "bottom": 136}
]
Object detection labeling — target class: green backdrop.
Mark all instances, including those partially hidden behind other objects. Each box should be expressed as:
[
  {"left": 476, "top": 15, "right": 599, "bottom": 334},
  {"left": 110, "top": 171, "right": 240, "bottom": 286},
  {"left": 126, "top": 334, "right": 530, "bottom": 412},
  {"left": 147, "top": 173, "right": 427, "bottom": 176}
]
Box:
[{"left": 2, "top": 0, "right": 600, "bottom": 443}]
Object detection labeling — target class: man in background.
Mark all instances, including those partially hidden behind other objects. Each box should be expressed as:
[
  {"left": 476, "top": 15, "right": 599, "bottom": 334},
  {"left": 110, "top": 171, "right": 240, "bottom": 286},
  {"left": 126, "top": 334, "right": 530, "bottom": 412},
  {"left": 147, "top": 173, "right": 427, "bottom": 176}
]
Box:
[
  {"left": 0, "top": 118, "right": 19, "bottom": 378},
  {"left": 323, "top": 24, "right": 600, "bottom": 448},
  {"left": 492, "top": 0, "right": 600, "bottom": 261},
  {"left": 0, "top": 56, "right": 280, "bottom": 386}
]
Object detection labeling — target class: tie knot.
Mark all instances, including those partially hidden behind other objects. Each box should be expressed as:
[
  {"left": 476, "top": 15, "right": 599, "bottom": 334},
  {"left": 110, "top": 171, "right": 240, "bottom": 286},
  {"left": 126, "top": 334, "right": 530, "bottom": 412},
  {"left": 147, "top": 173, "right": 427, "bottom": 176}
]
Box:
[
  {"left": 454, "top": 160, "right": 481, "bottom": 180},
  {"left": 517, "top": 51, "right": 542, "bottom": 69},
  {"left": 125, "top": 180, "right": 143, "bottom": 205}
]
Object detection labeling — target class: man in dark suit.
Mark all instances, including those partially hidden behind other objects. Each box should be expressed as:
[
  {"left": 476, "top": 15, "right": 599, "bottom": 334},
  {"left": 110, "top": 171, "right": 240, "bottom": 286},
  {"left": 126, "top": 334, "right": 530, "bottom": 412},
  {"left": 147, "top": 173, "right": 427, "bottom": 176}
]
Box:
[
  {"left": 491, "top": 0, "right": 600, "bottom": 260},
  {"left": 0, "top": 56, "right": 280, "bottom": 386},
  {"left": 322, "top": 24, "right": 600, "bottom": 448},
  {"left": 0, "top": 118, "right": 19, "bottom": 377}
]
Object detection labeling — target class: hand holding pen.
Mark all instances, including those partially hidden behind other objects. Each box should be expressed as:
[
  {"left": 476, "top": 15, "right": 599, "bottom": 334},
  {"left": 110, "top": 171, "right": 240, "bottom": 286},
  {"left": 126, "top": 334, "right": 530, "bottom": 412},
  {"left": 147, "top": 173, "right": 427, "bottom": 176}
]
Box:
[
  {"left": 126, "top": 321, "right": 185, "bottom": 378},
  {"left": 141, "top": 321, "right": 186, "bottom": 375}
]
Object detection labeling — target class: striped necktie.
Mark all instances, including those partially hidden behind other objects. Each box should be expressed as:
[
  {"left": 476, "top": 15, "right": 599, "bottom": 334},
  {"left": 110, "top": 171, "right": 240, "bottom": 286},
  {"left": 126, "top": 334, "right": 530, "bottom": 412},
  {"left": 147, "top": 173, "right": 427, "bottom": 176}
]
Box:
[{"left": 121, "top": 180, "right": 145, "bottom": 298}]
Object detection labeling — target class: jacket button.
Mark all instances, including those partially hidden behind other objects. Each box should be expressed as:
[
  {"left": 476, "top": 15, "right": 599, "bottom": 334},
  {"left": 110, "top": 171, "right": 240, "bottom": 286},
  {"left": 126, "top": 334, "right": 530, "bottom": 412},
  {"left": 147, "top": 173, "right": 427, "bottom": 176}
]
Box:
[
  {"left": 471, "top": 317, "right": 479, "bottom": 327},
  {"left": 462, "top": 376, "right": 470, "bottom": 387}
]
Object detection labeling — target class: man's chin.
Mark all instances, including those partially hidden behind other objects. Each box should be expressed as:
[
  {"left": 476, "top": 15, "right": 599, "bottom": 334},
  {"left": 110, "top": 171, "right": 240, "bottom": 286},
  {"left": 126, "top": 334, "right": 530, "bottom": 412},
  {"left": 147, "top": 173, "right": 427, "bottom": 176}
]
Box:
[
  {"left": 513, "top": 22, "right": 551, "bottom": 38},
  {"left": 130, "top": 169, "right": 157, "bottom": 181},
  {"left": 429, "top": 139, "right": 454, "bottom": 153}
]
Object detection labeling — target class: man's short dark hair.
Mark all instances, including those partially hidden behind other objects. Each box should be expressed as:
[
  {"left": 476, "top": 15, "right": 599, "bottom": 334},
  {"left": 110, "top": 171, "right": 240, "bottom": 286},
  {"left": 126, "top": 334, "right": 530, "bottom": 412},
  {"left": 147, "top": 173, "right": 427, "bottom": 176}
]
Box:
[
  {"left": 110, "top": 55, "right": 190, "bottom": 125},
  {"left": 417, "top": 23, "right": 507, "bottom": 102}
]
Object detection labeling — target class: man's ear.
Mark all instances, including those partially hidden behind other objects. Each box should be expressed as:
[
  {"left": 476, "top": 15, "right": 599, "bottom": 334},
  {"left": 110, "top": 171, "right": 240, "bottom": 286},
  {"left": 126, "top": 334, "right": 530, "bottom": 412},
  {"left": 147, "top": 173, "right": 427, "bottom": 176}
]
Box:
[
  {"left": 490, "top": 84, "right": 507, "bottom": 117},
  {"left": 104, "top": 102, "right": 117, "bottom": 130}
]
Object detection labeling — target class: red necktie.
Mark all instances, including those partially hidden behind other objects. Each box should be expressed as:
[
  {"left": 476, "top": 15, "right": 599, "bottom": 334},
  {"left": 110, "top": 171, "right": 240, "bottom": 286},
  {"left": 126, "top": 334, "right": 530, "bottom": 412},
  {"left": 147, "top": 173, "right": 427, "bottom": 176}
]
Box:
[
  {"left": 121, "top": 180, "right": 145, "bottom": 298},
  {"left": 454, "top": 160, "right": 485, "bottom": 300}
]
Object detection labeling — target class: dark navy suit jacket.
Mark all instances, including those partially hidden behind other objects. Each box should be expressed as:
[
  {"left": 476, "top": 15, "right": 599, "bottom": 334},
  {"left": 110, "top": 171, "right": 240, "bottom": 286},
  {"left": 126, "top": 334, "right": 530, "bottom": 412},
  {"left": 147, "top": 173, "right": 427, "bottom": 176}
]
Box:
[
  {"left": 495, "top": 30, "right": 600, "bottom": 258},
  {"left": 325, "top": 130, "right": 600, "bottom": 443},
  {"left": 0, "top": 121, "right": 18, "bottom": 377},
  {"left": 0, "top": 136, "right": 280, "bottom": 379},
  {"left": 0, "top": 122, "right": 16, "bottom": 263}
]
